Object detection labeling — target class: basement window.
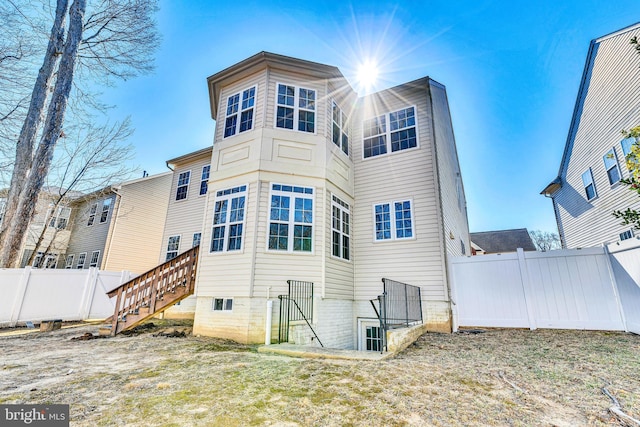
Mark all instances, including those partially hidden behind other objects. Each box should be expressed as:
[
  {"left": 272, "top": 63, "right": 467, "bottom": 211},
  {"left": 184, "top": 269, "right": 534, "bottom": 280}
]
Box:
[{"left": 213, "top": 298, "right": 233, "bottom": 311}]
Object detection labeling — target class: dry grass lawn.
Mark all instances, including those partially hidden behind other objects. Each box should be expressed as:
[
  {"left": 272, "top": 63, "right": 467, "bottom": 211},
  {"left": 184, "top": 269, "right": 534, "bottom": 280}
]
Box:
[{"left": 1, "top": 320, "right": 639, "bottom": 426}]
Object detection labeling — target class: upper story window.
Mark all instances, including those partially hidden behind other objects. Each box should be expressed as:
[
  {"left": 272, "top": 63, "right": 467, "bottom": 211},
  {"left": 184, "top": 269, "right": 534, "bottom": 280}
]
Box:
[
  {"left": 65, "top": 254, "right": 74, "bottom": 269},
  {"left": 276, "top": 84, "right": 315, "bottom": 133},
  {"left": 224, "top": 86, "right": 256, "bottom": 138},
  {"left": 363, "top": 106, "right": 417, "bottom": 159},
  {"left": 200, "top": 165, "right": 211, "bottom": 196},
  {"left": 87, "top": 203, "right": 98, "bottom": 226},
  {"left": 77, "top": 252, "right": 86, "bottom": 269},
  {"left": 48, "top": 206, "right": 71, "bottom": 230},
  {"left": 603, "top": 149, "right": 621, "bottom": 185},
  {"left": 581, "top": 168, "right": 597, "bottom": 201},
  {"left": 176, "top": 171, "right": 190, "bottom": 201},
  {"left": 332, "top": 101, "right": 349, "bottom": 155},
  {"left": 192, "top": 232, "right": 202, "bottom": 248},
  {"left": 166, "top": 235, "right": 180, "bottom": 261},
  {"left": 621, "top": 137, "right": 635, "bottom": 157},
  {"left": 211, "top": 185, "right": 247, "bottom": 253},
  {"left": 331, "top": 195, "right": 350, "bottom": 260},
  {"left": 620, "top": 229, "right": 634, "bottom": 241},
  {"left": 268, "top": 184, "right": 314, "bottom": 252},
  {"left": 100, "top": 198, "right": 112, "bottom": 223},
  {"left": 374, "top": 200, "right": 414, "bottom": 241}
]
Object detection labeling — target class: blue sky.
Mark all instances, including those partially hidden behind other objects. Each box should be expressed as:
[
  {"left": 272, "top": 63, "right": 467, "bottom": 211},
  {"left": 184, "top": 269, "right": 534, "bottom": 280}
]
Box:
[{"left": 102, "top": 0, "right": 638, "bottom": 233}]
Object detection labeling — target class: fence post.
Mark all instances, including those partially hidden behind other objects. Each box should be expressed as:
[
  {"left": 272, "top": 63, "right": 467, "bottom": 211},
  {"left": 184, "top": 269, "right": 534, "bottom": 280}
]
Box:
[
  {"left": 516, "top": 248, "right": 537, "bottom": 330},
  {"left": 79, "top": 268, "right": 100, "bottom": 320},
  {"left": 9, "top": 267, "right": 32, "bottom": 327},
  {"left": 602, "top": 244, "right": 628, "bottom": 332}
]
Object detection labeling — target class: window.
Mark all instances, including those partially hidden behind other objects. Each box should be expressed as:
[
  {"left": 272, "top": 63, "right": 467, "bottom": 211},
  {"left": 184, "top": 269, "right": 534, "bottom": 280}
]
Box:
[
  {"left": 621, "top": 137, "right": 635, "bottom": 157},
  {"left": 268, "top": 184, "right": 314, "bottom": 252},
  {"left": 87, "top": 203, "right": 98, "bottom": 226},
  {"left": 44, "top": 254, "right": 58, "bottom": 269},
  {"left": 166, "top": 235, "right": 180, "bottom": 260},
  {"left": 365, "top": 326, "right": 382, "bottom": 352},
  {"left": 224, "top": 86, "right": 256, "bottom": 138},
  {"left": 332, "top": 101, "right": 349, "bottom": 155},
  {"left": 175, "top": 171, "right": 190, "bottom": 201},
  {"left": 100, "top": 198, "right": 112, "bottom": 223},
  {"left": 276, "top": 84, "right": 315, "bottom": 133},
  {"left": 363, "top": 106, "right": 417, "bottom": 158},
  {"left": 211, "top": 185, "right": 247, "bottom": 253},
  {"left": 200, "top": 165, "right": 210, "bottom": 196},
  {"left": 89, "top": 250, "right": 100, "bottom": 268},
  {"left": 603, "top": 149, "right": 621, "bottom": 185},
  {"left": 212, "top": 298, "right": 233, "bottom": 311},
  {"left": 374, "top": 200, "right": 414, "bottom": 241},
  {"left": 77, "top": 253, "right": 87, "bottom": 269},
  {"left": 48, "top": 206, "right": 71, "bottom": 229},
  {"left": 581, "top": 169, "right": 597, "bottom": 201},
  {"left": 461, "top": 239, "right": 466, "bottom": 255},
  {"left": 193, "top": 232, "right": 202, "bottom": 248},
  {"left": 65, "top": 254, "right": 74, "bottom": 269},
  {"left": 331, "top": 195, "right": 350, "bottom": 260},
  {"left": 620, "top": 230, "right": 634, "bottom": 241}
]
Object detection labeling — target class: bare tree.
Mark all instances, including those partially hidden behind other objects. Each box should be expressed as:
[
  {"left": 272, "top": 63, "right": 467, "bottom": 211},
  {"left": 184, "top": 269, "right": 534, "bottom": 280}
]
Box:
[
  {"left": 529, "top": 230, "right": 562, "bottom": 251},
  {"left": 0, "top": 0, "right": 159, "bottom": 267}
]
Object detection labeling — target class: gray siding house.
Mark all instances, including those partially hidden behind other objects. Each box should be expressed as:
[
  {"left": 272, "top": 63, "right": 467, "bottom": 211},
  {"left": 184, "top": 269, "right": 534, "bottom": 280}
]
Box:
[{"left": 542, "top": 23, "right": 640, "bottom": 248}]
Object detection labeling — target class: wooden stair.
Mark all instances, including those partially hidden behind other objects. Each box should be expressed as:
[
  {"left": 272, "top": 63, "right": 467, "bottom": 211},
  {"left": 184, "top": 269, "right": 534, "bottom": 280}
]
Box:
[{"left": 106, "top": 246, "right": 199, "bottom": 336}]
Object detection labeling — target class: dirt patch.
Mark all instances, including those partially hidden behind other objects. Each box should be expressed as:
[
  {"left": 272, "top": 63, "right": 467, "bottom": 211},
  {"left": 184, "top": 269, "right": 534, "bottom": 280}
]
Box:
[{"left": 1, "top": 322, "right": 639, "bottom": 426}]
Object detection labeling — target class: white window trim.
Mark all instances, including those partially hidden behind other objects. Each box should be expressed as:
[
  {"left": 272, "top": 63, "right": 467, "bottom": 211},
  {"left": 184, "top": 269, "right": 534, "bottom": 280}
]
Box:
[
  {"left": 362, "top": 105, "right": 419, "bottom": 160},
  {"left": 581, "top": 168, "right": 597, "bottom": 201},
  {"left": 193, "top": 232, "right": 202, "bottom": 248},
  {"left": 212, "top": 297, "right": 234, "bottom": 312},
  {"left": 274, "top": 82, "right": 317, "bottom": 134},
  {"left": 175, "top": 170, "right": 191, "bottom": 201},
  {"left": 199, "top": 165, "right": 211, "bottom": 196},
  {"left": 223, "top": 86, "right": 257, "bottom": 138},
  {"left": 77, "top": 252, "right": 87, "bottom": 269},
  {"left": 603, "top": 148, "right": 622, "bottom": 186},
  {"left": 331, "top": 194, "right": 351, "bottom": 262},
  {"left": 332, "top": 100, "right": 350, "bottom": 156},
  {"left": 99, "top": 198, "right": 112, "bottom": 224},
  {"left": 65, "top": 254, "right": 75, "bottom": 269},
  {"left": 87, "top": 203, "right": 98, "bottom": 226},
  {"left": 372, "top": 199, "right": 416, "bottom": 242},
  {"left": 166, "top": 235, "right": 181, "bottom": 261},
  {"left": 89, "top": 250, "right": 101, "bottom": 268},
  {"left": 210, "top": 184, "right": 248, "bottom": 254},
  {"left": 620, "top": 229, "right": 634, "bottom": 241},
  {"left": 266, "top": 183, "right": 315, "bottom": 254}
]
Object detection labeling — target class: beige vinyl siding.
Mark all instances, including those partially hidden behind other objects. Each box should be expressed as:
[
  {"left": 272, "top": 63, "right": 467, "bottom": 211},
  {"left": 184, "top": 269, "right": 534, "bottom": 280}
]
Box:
[
  {"left": 104, "top": 172, "right": 172, "bottom": 273},
  {"left": 64, "top": 193, "right": 115, "bottom": 269},
  {"left": 353, "top": 81, "right": 448, "bottom": 301},
  {"left": 161, "top": 152, "right": 212, "bottom": 262},
  {"left": 429, "top": 81, "right": 470, "bottom": 257},
  {"left": 553, "top": 25, "right": 640, "bottom": 248},
  {"left": 324, "top": 185, "right": 355, "bottom": 299}
]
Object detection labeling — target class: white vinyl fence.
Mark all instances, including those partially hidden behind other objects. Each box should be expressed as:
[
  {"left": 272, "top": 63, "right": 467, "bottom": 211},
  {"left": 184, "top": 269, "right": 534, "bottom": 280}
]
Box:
[
  {"left": 0, "top": 267, "right": 133, "bottom": 327},
  {"left": 450, "top": 238, "right": 640, "bottom": 334}
]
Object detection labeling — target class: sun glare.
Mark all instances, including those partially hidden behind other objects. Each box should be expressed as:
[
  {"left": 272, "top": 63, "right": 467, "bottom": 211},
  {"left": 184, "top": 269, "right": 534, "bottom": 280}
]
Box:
[{"left": 357, "top": 60, "right": 379, "bottom": 90}]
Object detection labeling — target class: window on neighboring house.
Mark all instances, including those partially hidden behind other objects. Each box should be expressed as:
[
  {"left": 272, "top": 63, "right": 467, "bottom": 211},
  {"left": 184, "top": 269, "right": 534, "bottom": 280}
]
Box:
[
  {"left": 374, "top": 200, "right": 414, "bottom": 241},
  {"left": 48, "top": 206, "right": 71, "bottom": 229},
  {"left": 35, "top": 253, "right": 57, "bottom": 269},
  {"left": 211, "top": 185, "right": 247, "bottom": 253},
  {"left": 87, "top": 203, "right": 98, "bottom": 226},
  {"left": 32, "top": 252, "right": 44, "bottom": 268},
  {"left": 276, "top": 84, "right": 315, "bottom": 133},
  {"left": 331, "top": 195, "right": 350, "bottom": 260},
  {"left": 461, "top": 239, "right": 466, "bottom": 255},
  {"left": 603, "top": 148, "right": 621, "bottom": 185},
  {"left": 166, "top": 235, "right": 180, "bottom": 261},
  {"left": 89, "top": 250, "right": 100, "bottom": 268},
  {"left": 0, "top": 197, "right": 6, "bottom": 227},
  {"left": 200, "top": 165, "right": 211, "bottom": 195},
  {"left": 332, "top": 101, "right": 349, "bottom": 155},
  {"left": 100, "top": 198, "right": 112, "bottom": 223},
  {"left": 581, "top": 169, "right": 597, "bottom": 201},
  {"left": 620, "top": 230, "right": 634, "bottom": 241},
  {"left": 224, "top": 87, "right": 256, "bottom": 137},
  {"left": 175, "top": 171, "right": 190, "bottom": 201},
  {"left": 212, "top": 298, "right": 233, "bottom": 311},
  {"left": 268, "top": 184, "right": 314, "bottom": 252},
  {"left": 76, "top": 252, "right": 87, "bottom": 269},
  {"left": 65, "top": 254, "right": 74, "bottom": 269},
  {"left": 363, "top": 106, "right": 417, "bottom": 159},
  {"left": 192, "top": 232, "right": 201, "bottom": 248}
]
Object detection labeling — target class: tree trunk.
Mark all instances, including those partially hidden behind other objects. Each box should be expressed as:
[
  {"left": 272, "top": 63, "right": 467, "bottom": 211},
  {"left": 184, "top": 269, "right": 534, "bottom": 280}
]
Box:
[
  {"left": 0, "top": 0, "right": 69, "bottom": 267},
  {"left": 0, "top": 0, "right": 86, "bottom": 268}
]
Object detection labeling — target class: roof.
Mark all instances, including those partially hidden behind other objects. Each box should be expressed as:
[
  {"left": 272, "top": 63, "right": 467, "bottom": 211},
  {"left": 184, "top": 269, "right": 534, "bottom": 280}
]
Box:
[
  {"left": 166, "top": 146, "right": 213, "bottom": 168},
  {"left": 470, "top": 228, "right": 536, "bottom": 253}
]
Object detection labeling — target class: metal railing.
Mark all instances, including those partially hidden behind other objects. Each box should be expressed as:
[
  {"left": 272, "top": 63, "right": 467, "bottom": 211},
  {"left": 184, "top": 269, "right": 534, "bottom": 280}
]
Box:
[
  {"left": 278, "top": 280, "right": 322, "bottom": 346},
  {"left": 370, "top": 278, "right": 423, "bottom": 352}
]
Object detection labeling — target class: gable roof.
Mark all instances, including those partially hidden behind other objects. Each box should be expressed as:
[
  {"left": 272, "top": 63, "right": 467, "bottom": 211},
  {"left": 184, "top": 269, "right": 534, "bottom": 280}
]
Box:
[
  {"left": 541, "top": 22, "right": 640, "bottom": 196},
  {"left": 470, "top": 228, "right": 536, "bottom": 253}
]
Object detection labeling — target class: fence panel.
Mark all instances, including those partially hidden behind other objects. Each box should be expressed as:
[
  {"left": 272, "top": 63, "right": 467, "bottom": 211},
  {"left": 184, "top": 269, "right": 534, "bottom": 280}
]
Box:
[{"left": 608, "top": 240, "right": 640, "bottom": 334}]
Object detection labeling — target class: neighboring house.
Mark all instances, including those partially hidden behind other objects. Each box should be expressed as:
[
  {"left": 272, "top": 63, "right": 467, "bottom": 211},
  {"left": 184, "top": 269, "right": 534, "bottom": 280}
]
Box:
[
  {"left": 542, "top": 23, "right": 640, "bottom": 248},
  {"left": 160, "top": 147, "right": 213, "bottom": 319},
  {"left": 63, "top": 172, "right": 172, "bottom": 273},
  {"left": 470, "top": 228, "right": 536, "bottom": 255},
  {"left": 188, "top": 51, "right": 470, "bottom": 350}
]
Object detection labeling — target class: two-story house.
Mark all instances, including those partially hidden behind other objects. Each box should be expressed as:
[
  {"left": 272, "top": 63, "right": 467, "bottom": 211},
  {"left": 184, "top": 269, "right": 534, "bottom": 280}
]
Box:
[
  {"left": 542, "top": 22, "right": 640, "bottom": 247},
  {"left": 187, "top": 52, "right": 470, "bottom": 350}
]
